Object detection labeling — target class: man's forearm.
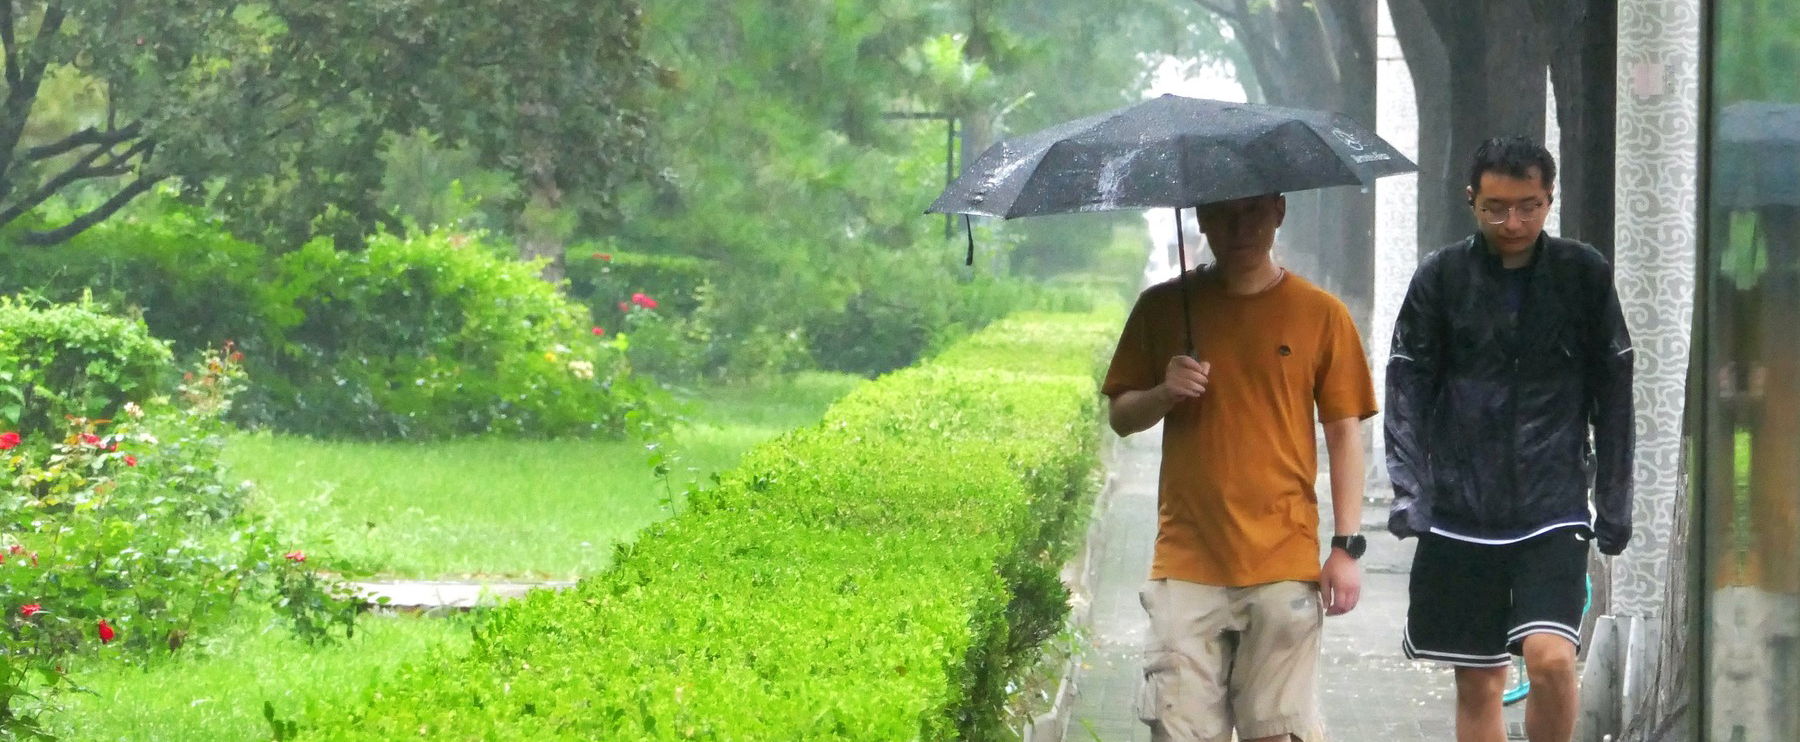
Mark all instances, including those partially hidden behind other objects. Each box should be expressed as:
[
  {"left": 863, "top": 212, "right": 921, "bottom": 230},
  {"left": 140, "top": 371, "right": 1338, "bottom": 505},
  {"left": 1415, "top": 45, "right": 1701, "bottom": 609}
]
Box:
[
  {"left": 1108, "top": 387, "right": 1177, "bottom": 437},
  {"left": 1323, "top": 417, "right": 1365, "bottom": 536}
]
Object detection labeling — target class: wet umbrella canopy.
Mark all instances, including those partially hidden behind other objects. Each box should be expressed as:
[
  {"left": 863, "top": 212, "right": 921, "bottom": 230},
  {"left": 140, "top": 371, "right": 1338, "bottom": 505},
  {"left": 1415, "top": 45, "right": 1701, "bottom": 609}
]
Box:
[
  {"left": 927, "top": 94, "right": 1415, "bottom": 356},
  {"left": 927, "top": 94, "right": 1416, "bottom": 219}
]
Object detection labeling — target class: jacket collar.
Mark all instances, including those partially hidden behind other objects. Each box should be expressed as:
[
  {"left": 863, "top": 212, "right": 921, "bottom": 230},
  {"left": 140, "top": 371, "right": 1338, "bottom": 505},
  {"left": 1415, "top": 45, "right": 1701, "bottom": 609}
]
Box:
[{"left": 1470, "top": 231, "right": 1549, "bottom": 274}]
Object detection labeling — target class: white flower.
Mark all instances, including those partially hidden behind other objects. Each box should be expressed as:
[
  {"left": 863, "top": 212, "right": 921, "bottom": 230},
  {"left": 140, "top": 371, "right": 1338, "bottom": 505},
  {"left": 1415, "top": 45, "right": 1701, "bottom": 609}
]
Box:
[
  {"left": 123, "top": 402, "right": 145, "bottom": 419},
  {"left": 567, "top": 360, "right": 596, "bottom": 380}
]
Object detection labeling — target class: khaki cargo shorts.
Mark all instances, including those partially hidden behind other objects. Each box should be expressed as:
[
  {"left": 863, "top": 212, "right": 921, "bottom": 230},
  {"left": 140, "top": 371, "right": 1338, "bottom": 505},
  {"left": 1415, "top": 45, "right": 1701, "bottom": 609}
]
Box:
[{"left": 1136, "top": 578, "right": 1326, "bottom": 742}]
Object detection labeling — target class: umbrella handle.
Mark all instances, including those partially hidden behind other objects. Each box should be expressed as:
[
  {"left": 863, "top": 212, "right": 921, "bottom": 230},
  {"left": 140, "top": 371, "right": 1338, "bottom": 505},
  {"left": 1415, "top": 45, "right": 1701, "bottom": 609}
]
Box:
[
  {"left": 964, "top": 215, "right": 975, "bottom": 267},
  {"left": 1175, "top": 208, "right": 1197, "bottom": 359}
]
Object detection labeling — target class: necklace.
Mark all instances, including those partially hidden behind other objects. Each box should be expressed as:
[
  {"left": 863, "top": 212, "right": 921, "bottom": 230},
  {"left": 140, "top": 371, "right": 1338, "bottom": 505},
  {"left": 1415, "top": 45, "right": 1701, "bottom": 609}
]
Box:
[{"left": 1254, "top": 267, "right": 1286, "bottom": 294}]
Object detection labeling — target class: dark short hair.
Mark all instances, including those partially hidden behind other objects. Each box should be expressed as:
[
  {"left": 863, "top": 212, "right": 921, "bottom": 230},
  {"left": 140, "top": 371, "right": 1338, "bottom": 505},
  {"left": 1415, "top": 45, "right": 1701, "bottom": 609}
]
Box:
[{"left": 1468, "top": 136, "right": 1556, "bottom": 194}]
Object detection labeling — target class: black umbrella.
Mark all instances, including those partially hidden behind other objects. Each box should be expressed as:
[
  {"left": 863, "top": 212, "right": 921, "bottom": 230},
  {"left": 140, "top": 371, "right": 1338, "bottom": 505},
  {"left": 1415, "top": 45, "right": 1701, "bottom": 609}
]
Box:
[
  {"left": 1716, "top": 101, "right": 1800, "bottom": 209},
  {"left": 929, "top": 94, "right": 1415, "bottom": 219},
  {"left": 928, "top": 94, "right": 1415, "bottom": 355}
]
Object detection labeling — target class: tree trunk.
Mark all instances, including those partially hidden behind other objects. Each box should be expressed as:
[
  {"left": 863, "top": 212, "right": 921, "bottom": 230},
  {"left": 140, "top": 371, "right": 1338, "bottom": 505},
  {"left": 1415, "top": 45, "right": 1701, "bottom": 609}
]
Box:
[
  {"left": 1403, "top": 0, "right": 1550, "bottom": 254},
  {"left": 1195, "top": 0, "right": 1379, "bottom": 322},
  {"left": 1540, "top": 0, "right": 1617, "bottom": 257},
  {"left": 1388, "top": 0, "right": 1454, "bottom": 258},
  {"left": 519, "top": 179, "right": 568, "bottom": 285}
]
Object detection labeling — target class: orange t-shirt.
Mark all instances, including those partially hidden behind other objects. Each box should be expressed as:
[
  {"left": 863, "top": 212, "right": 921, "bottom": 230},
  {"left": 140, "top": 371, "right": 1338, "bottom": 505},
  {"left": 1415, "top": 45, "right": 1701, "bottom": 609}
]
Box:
[{"left": 1102, "top": 270, "right": 1377, "bottom": 587}]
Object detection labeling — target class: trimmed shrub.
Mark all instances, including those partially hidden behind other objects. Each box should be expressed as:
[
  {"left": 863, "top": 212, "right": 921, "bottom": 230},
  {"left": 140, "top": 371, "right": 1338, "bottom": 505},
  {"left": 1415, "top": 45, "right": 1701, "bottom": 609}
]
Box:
[
  {"left": 302, "top": 309, "right": 1119, "bottom": 740},
  {"left": 0, "top": 296, "right": 173, "bottom": 436}
]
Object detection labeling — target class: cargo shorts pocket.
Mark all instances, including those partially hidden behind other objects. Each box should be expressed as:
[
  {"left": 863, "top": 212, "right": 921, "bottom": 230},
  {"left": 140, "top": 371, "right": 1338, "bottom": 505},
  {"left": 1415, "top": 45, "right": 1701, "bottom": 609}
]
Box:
[{"left": 1136, "top": 649, "right": 1179, "bottom": 725}]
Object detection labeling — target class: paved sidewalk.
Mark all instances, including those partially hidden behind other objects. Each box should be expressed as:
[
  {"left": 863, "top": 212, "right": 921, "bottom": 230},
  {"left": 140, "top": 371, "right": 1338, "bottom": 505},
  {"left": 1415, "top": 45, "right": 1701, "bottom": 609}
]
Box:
[{"left": 1061, "top": 425, "right": 1521, "bottom": 741}]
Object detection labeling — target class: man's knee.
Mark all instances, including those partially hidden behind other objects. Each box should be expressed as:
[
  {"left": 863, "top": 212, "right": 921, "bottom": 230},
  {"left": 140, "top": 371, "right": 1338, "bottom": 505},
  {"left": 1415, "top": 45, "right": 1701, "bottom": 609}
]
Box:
[
  {"left": 1454, "top": 665, "right": 1508, "bottom": 704},
  {"left": 1522, "top": 634, "right": 1577, "bottom": 682}
]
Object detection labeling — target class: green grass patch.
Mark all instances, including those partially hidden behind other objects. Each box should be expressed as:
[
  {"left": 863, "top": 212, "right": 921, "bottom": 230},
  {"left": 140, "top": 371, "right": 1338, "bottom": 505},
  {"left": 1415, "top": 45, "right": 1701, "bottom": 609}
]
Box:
[
  {"left": 51, "top": 607, "right": 473, "bottom": 742},
  {"left": 224, "top": 372, "right": 863, "bottom": 580}
]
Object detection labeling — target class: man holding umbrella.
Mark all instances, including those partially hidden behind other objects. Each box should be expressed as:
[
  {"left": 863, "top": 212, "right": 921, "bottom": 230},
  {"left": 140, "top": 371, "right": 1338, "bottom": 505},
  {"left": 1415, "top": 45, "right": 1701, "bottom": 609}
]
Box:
[
  {"left": 1102, "top": 192, "right": 1378, "bottom": 742},
  {"left": 928, "top": 94, "right": 1413, "bottom": 742},
  {"left": 1385, "top": 136, "right": 1635, "bottom": 742}
]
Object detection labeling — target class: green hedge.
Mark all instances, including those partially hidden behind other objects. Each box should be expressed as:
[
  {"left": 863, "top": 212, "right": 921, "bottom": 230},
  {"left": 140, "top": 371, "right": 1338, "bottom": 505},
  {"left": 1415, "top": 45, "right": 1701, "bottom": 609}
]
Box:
[
  {"left": 303, "top": 310, "right": 1119, "bottom": 740},
  {"left": 0, "top": 296, "right": 173, "bottom": 435}
]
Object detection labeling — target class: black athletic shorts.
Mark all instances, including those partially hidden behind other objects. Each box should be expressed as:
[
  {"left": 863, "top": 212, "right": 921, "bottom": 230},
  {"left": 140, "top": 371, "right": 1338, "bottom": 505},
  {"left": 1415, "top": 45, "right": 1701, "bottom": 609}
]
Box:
[{"left": 1401, "top": 528, "right": 1590, "bottom": 667}]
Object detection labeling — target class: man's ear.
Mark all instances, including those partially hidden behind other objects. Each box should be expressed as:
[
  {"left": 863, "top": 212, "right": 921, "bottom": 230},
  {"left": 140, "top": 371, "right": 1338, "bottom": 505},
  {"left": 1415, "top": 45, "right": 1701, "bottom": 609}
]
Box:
[
  {"left": 1465, "top": 185, "right": 1475, "bottom": 205},
  {"left": 1274, "top": 195, "right": 1288, "bottom": 226}
]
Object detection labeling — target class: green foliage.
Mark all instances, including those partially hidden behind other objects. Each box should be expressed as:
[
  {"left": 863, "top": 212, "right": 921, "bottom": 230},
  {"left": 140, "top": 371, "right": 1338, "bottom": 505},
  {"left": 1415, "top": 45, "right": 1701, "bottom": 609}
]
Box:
[
  {"left": 0, "top": 0, "right": 655, "bottom": 249},
  {"left": 1714, "top": 0, "right": 1800, "bottom": 105},
  {"left": 376, "top": 130, "right": 520, "bottom": 235},
  {"left": 0, "top": 198, "right": 274, "bottom": 358},
  {"left": 248, "top": 231, "right": 656, "bottom": 439},
  {"left": 0, "top": 344, "right": 360, "bottom": 735},
  {"left": 0, "top": 296, "right": 172, "bottom": 436},
  {"left": 299, "top": 310, "right": 1116, "bottom": 740}
]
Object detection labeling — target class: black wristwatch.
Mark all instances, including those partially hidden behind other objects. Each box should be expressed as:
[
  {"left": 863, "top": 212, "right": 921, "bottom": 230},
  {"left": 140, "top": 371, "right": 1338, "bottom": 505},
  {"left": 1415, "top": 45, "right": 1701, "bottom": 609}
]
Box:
[{"left": 1331, "top": 534, "right": 1367, "bottom": 560}]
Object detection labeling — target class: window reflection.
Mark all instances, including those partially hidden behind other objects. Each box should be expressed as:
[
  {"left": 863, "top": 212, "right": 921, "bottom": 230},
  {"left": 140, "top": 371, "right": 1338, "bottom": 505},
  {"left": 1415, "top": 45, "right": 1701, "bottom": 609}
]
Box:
[{"left": 1706, "top": 94, "right": 1800, "bottom": 741}]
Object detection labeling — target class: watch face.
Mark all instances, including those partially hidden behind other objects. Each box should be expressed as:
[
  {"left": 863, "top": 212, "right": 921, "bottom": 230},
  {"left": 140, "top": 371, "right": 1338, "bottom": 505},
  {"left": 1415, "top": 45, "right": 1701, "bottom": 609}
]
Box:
[{"left": 1347, "top": 535, "right": 1367, "bottom": 559}]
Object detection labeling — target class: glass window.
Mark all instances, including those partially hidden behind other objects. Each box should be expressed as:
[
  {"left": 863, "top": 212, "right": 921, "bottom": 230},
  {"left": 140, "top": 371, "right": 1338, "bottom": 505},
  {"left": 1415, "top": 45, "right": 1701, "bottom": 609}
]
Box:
[{"left": 1703, "top": 2, "right": 1800, "bottom": 740}]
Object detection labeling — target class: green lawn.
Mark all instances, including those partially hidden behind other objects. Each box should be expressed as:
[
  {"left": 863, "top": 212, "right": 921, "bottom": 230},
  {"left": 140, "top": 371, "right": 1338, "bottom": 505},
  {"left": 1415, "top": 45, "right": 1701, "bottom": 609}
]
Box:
[
  {"left": 52, "top": 607, "right": 473, "bottom": 742},
  {"left": 47, "top": 372, "right": 863, "bottom": 740},
  {"left": 226, "top": 372, "right": 863, "bottom": 579}
]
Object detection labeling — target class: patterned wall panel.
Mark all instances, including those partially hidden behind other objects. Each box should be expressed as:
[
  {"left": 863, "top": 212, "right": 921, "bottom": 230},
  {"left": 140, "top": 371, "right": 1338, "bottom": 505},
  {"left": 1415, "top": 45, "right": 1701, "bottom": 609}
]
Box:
[{"left": 1612, "top": 0, "right": 1702, "bottom": 619}]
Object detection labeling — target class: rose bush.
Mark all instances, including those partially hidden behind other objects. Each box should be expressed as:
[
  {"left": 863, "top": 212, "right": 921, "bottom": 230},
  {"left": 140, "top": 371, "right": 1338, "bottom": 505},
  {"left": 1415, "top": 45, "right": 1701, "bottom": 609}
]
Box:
[{"left": 0, "top": 307, "right": 362, "bottom": 737}]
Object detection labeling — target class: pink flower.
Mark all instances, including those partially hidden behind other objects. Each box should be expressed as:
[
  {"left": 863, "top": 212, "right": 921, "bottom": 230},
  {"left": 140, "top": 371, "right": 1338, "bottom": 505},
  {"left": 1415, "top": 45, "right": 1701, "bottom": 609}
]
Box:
[
  {"left": 80, "top": 433, "right": 101, "bottom": 446},
  {"left": 617, "top": 301, "right": 630, "bottom": 313},
  {"left": 630, "top": 293, "right": 658, "bottom": 310},
  {"left": 7, "top": 545, "right": 21, "bottom": 556},
  {"left": 124, "top": 455, "right": 138, "bottom": 467},
  {"left": 97, "top": 619, "right": 115, "bottom": 644},
  {"left": 0, "top": 432, "right": 18, "bottom": 450},
  {"left": 592, "top": 327, "right": 606, "bottom": 337},
  {"left": 284, "top": 551, "right": 306, "bottom": 563},
  {"left": 20, "top": 604, "right": 41, "bottom": 617}
]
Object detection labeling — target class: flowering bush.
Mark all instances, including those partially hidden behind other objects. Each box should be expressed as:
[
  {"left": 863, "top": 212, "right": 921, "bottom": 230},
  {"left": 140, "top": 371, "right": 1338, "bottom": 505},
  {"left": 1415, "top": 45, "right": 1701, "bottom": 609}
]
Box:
[
  {"left": 246, "top": 231, "right": 660, "bottom": 439},
  {"left": 0, "top": 341, "right": 362, "bottom": 734}
]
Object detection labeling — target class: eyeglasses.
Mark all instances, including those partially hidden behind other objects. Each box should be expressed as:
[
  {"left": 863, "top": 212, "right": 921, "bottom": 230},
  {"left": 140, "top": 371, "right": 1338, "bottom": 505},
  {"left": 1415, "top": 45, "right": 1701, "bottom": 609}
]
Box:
[{"left": 1475, "top": 200, "right": 1549, "bottom": 225}]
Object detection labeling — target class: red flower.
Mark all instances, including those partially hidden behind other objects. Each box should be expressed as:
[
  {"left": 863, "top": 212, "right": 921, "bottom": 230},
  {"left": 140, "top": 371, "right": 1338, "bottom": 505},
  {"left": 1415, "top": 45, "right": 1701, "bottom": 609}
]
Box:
[
  {"left": 7, "top": 545, "right": 20, "bottom": 555},
  {"left": 630, "top": 293, "right": 658, "bottom": 310},
  {"left": 617, "top": 301, "right": 630, "bottom": 313},
  {"left": 124, "top": 455, "right": 138, "bottom": 467},
  {"left": 80, "top": 433, "right": 101, "bottom": 446},
  {"left": 19, "top": 604, "right": 40, "bottom": 617},
  {"left": 97, "top": 619, "right": 115, "bottom": 644},
  {"left": 284, "top": 551, "right": 306, "bottom": 563},
  {"left": 230, "top": 351, "right": 244, "bottom": 363},
  {"left": 591, "top": 252, "right": 613, "bottom": 262},
  {"left": 591, "top": 327, "right": 606, "bottom": 337},
  {"left": 0, "top": 432, "right": 18, "bottom": 450}
]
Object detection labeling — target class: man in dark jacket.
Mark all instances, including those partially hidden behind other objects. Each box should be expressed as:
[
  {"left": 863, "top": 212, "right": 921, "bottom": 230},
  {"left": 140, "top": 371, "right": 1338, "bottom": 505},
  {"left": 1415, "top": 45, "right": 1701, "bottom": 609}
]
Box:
[{"left": 1385, "top": 136, "right": 1634, "bottom": 742}]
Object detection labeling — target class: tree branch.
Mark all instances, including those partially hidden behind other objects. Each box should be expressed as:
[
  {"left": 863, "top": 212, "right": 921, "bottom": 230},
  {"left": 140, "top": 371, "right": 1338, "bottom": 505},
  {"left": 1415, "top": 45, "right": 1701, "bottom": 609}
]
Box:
[
  {"left": 1, "top": 3, "right": 18, "bottom": 88},
  {"left": 0, "top": 136, "right": 152, "bottom": 226},
  {"left": 18, "top": 175, "right": 163, "bottom": 245},
  {"left": 23, "top": 122, "right": 143, "bottom": 162},
  {"left": 0, "top": 4, "right": 68, "bottom": 169}
]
